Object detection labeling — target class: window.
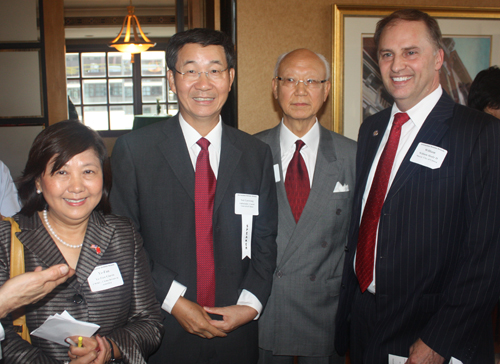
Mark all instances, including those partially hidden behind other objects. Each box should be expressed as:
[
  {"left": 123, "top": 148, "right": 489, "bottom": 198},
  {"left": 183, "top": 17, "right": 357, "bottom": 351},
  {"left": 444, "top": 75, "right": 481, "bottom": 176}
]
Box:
[{"left": 66, "top": 47, "right": 178, "bottom": 135}]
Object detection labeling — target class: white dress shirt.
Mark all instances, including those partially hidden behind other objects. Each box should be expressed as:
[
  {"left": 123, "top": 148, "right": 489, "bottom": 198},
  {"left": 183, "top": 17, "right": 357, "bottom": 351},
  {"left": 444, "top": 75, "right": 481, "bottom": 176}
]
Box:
[
  {"left": 280, "top": 119, "right": 320, "bottom": 187},
  {"left": 162, "top": 113, "right": 262, "bottom": 318},
  {"left": 356, "top": 86, "right": 443, "bottom": 294},
  {"left": 0, "top": 161, "right": 21, "bottom": 217},
  {"left": 0, "top": 322, "right": 4, "bottom": 359}
]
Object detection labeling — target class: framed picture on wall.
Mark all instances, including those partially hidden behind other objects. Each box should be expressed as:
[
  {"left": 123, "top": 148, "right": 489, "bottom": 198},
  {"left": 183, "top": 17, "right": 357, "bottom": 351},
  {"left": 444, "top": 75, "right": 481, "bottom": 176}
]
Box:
[{"left": 332, "top": 5, "right": 500, "bottom": 141}]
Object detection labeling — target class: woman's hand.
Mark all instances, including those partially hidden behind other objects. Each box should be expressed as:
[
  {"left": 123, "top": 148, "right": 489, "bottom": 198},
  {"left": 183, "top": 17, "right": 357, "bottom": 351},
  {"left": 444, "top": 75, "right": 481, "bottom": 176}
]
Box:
[{"left": 67, "top": 335, "right": 111, "bottom": 364}]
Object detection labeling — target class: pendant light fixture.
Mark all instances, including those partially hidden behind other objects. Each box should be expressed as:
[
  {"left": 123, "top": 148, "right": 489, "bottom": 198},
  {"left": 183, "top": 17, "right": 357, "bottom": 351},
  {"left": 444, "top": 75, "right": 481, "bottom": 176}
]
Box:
[{"left": 109, "top": 0, "right": 156, "bottom": 57}]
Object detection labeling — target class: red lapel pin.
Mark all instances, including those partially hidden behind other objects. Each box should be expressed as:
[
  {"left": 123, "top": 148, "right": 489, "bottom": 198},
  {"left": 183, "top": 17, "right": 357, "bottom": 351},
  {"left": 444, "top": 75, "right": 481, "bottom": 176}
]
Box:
[{"left": 90, "top": 244, "right": 101, "bottom": 254}]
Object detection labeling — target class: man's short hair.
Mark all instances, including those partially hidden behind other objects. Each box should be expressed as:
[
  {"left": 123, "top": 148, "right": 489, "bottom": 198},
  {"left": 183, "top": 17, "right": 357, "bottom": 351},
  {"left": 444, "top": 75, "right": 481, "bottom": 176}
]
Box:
[
  {"left": 273, "top": 50, "right": 331, "bottom": 80},
  {"left": 374, "top": 9, "right": 444, "bottom": 51},
  {"left": 166, "top": 28, "right": 235, "bottom": 71},
  {"left": 468, "top": 66, "right": 500, "bottom": 112}
]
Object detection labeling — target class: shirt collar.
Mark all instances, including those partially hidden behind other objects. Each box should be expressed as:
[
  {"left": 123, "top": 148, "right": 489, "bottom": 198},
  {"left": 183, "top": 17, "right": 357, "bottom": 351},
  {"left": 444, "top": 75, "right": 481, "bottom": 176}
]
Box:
[
  {"left": 178, "top": 113, "right": 222, "bottom": 152},
  {"left": 279, "top": 119, "right": 320, "bottom": 155},
  {"left": 390, "top": 85, "right": 443, "bottom": 128}
]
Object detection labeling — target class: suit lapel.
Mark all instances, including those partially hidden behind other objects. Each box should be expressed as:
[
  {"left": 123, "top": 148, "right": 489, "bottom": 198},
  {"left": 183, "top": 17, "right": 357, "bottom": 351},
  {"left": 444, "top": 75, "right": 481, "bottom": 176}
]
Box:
[
  {"left": 279, "top": 126, "right": 341, "bottom": 266},
  {"left": 386, "top": 93, "right": 453, "bottom": 200},
  {"left": 214, "top": 124, "right": 242, "bottom": 214},
  {"left": 75, "top": 212, "right": 114, "bottom": 287},
  {"left": 157, "top": 116, "right": 196, "bottom": 201}
]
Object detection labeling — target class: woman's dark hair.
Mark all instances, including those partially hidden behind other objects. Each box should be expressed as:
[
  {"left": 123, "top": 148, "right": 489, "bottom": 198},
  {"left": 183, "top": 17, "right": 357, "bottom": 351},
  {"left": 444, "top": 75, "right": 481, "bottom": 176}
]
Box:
[
  {"left": 468, "top": 66, "right": 500, "bottom": 112},
  {"left": 17, "top": 120, "right": 111, "bottom": 216}
]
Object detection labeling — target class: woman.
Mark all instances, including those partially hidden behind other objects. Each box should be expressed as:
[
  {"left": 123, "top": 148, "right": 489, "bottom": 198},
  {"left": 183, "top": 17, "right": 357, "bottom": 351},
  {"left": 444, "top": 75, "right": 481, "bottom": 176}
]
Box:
[{"left": 0, "top": 121, "right": 164, "bottom": 363}]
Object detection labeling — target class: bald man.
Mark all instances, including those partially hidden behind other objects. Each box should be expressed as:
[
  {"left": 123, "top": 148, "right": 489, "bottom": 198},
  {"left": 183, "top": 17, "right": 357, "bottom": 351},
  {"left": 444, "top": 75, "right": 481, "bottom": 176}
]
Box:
[{"left": 255, "top": 49, "right": 356, "bottom": 364}]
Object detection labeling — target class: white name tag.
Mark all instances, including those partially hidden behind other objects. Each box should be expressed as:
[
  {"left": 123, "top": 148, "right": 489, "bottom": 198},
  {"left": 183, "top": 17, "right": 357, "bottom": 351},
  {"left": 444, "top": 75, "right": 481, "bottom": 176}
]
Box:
[
  {"left": 87, "top": 263, "right": 124, "bottom": 292},
  {"left": 273, "top": 164, "right": 280, "bottom": 183},
  {"left": 235, "top": 193, "right": 259, "bottom": 259},
  {"left": 410, "top": 142, "right": 447, "bottom": 169}
]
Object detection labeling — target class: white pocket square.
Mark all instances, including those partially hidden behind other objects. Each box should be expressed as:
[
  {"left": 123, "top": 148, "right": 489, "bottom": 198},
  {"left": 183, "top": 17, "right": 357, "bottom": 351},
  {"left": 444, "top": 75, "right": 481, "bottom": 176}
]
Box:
[{"left": 333, "top": 182, "right": 349, "bottom": 193}]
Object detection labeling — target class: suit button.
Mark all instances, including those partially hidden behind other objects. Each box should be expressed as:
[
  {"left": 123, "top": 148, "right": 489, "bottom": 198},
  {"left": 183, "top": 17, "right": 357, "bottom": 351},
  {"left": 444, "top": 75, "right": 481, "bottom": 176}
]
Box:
[
  {"left": 341, "top": 284, "right": 346, "bottom": 289},
  {"left": 277, "top": 271, "right": 283, "bottom": 278},
  {"left": 310, "top": 274, "right": 316, "bottom": 281},
  {"left": 321, "top": 241, "right": 327, "bottom": 248},
  {"left": 336, "top": 208, "right": 342, "bottom": 215},
  {"left": 344, "top": 245, "right": 349, "bottom": 252}
]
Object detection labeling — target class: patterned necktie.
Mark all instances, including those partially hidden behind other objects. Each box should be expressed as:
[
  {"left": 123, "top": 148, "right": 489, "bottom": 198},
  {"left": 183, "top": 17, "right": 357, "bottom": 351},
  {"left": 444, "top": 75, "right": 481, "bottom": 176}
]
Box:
[
  {"left": 195, "top": 138, "right": 216, "bottom": 307},
  {"left": 285, "top": 140, "right": 310, "bottom": 223},
  {"left": 356, "top": 112, "right": 410, "bottom": 292}
]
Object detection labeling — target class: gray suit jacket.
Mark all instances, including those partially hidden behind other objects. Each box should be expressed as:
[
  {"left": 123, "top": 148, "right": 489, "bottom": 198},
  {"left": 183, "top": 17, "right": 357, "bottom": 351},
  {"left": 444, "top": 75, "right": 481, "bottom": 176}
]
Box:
[
  {"left": 255, "top": 123, "right": 356, "bottom": 356},
  {"left": 0, "top": 211, "right": 164, "bottom": 364}
]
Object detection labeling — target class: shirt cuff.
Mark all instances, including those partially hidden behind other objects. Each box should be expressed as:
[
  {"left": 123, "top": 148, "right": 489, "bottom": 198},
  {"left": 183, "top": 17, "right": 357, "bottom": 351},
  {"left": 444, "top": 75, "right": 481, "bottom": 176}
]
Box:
[
  {"left": 161, "top": 280, "right": 187, "bottom": 313},
  {"left": 237, "top": 289, "right": 263, "bottom": 320}
]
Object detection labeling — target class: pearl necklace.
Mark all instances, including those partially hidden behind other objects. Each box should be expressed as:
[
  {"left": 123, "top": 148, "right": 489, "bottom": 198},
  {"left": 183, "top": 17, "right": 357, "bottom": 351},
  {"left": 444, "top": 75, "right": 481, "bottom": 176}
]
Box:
[{"left": 43, "top": 210, "right": 83, "bottom": 249}]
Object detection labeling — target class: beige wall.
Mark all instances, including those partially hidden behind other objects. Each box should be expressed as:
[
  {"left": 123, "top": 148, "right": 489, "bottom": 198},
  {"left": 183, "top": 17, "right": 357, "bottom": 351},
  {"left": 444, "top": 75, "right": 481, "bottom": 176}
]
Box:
[{"left": 236, "top": 0, "right": 499, "bottom": 135}]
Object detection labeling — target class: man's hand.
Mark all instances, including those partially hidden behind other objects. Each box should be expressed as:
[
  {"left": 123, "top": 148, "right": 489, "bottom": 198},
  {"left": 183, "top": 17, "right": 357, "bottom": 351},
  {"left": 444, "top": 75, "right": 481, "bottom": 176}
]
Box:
[
  {"left": 406, "top": 338, "right": 445, "bottom": 364},
  {"left": 171, "top": 296, "right": 227, "bottom": 339},
  {"left": 204, "top": 305, "right": 257, "bottom": 333},
  {"left": 0, "top": 264, "right": 75, "bottom": 319}
]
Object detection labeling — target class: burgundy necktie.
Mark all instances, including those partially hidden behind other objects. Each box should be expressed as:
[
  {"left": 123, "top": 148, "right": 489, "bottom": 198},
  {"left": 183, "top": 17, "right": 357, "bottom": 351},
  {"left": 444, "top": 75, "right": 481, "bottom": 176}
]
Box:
[
  {"left": 356, "top": 112, "right": 410, "bottom": 292},
  {"left": 285, "top": 140, "right": 310, "bottom": 223},
  {"left": 195, "top": 138, "right": 216, "bottom": 307}
]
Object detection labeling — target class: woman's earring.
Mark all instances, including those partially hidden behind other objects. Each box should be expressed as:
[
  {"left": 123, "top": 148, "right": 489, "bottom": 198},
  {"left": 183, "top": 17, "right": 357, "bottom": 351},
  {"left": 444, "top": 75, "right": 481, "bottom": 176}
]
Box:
[{"left": 37, "top": 189, "right": 42, "bottom": 194}]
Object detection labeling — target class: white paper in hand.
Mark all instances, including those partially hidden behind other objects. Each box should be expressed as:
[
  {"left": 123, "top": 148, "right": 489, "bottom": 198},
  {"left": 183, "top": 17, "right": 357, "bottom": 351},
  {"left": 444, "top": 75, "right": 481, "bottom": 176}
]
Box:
[{"left": 30, "top": 310, "right": 100, "bottom": 346}]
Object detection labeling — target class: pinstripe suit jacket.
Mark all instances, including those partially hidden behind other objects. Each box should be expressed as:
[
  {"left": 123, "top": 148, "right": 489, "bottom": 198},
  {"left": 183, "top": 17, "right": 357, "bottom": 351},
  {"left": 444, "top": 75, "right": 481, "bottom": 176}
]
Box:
[
  {"left": 0, "top": 211, "right": 164, "bottom": 363},
  {"left": 255, "top": 124, "right": 356, "bottom": 357},
  {"left": 110, "top": 116, "right": 278, "bottom": 364},
  {"left": 335, "top": 92, "right": 500, "bottom": 363}
]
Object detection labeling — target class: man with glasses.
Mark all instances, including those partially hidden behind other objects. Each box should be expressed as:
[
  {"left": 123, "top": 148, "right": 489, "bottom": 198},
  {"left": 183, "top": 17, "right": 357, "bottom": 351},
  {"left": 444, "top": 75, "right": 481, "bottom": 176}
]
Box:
[
  {"left": 110, "top": 28, "right": 278, "bottom": 364},
  {"left": 255, "top": 49, "right": 356, "bottom": 364}
]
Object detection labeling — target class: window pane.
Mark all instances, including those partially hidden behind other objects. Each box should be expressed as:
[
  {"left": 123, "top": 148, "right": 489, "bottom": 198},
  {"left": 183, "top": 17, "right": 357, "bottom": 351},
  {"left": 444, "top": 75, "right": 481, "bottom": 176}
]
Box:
[
  {"left": 168, "top": 88, "right": 177, "bottom": 102},
  {"left": 83, "top": 79, "right": 107, "bottom": 104},
  {"left": 168, "top": 103, "right": 178, "bottom": 116},
  {"left": 82, "top": 53, "right": 106, "bottom": 78},
  {"left": 108, "top": 53, "right": 132, "bottom": 77},
  {"left": 83, "top": 106, "right": 108, "bottom": 130},
  {"left": 109, "top": 78, "right": 133, "bottom": 104},
  {"left": 66, "top": 53, "right": 80, "bottom": 78},
  {"left": 110, "top": 105, "right": 134, "bottom": 130},
  {"left": 141, "top": 51, "right": 166, "bottom": 76},
  {"left": 67, "top": 80, "right": 81, "bottom": 105},
  {"left": 142, "top": 103, "right": 168, "bottom": 115},
  {"left": 142, "top": 78, "right": 166, "bottom": 102},
  {"left": 75, "top": 106, "right": 82, "bottom": 120}
]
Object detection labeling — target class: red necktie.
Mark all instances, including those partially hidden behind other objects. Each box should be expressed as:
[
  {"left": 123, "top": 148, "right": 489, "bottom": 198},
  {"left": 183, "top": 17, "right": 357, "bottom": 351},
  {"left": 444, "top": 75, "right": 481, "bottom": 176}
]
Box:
[
  {"left": 195, "top": 138, "right": 216, "bottom": 307},
  {"left": 285, "top": 140, "right": 310, "bottom": 223},
  {"left": 356, "top": 112, "right": 410, "bottom": 292}
]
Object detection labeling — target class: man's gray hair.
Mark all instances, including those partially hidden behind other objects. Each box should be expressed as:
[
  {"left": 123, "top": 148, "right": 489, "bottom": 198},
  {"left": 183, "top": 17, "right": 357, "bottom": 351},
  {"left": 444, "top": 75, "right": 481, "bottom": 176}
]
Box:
[{"left": 273, "top": 50, "right": 331, "bottom": 80}]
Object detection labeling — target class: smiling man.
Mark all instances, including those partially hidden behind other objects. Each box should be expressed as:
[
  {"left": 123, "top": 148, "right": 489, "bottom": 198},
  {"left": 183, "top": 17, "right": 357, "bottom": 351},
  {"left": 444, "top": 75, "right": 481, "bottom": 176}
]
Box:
[
  {"left": 334, "top": 9, "right": 500, "bottom": 364},
  {"left": 255, "top": 49, "right": 356, "bottom": 364},
  {"left": 110, "top": 28, "right": 278, "bottom": 364}
]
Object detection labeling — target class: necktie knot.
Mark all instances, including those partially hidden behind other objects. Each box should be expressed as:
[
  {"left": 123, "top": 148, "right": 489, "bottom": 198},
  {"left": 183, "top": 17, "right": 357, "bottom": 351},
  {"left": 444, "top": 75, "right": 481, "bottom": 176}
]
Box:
[
  {"left": 295, "top": 140, "right": 305, "bottom": 152},
  {"left": 393, "top": 112, "right": 410, "bottom": 128},
  {"left": 197, "top": 137, "right": 210, "bottom": 151}
]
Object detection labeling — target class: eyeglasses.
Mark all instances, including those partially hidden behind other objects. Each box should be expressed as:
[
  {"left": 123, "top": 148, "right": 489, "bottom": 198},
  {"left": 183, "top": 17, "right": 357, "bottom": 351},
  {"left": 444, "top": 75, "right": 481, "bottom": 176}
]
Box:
[
  {"left": 175, "top": 68, "right": 228, "bottom": 81},
  {"left": 276, "top": 76, "right": 327, "bottom": 89}
]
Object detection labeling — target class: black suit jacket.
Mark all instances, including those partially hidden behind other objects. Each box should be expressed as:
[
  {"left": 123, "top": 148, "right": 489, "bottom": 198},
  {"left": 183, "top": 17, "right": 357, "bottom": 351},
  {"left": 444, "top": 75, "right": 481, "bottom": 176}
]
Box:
[
  {"left": 110, "top": 115, "right": 278, "bottom": 364},
  {"left": 335, "top": 92, "right": 500, "bottom": 363}
]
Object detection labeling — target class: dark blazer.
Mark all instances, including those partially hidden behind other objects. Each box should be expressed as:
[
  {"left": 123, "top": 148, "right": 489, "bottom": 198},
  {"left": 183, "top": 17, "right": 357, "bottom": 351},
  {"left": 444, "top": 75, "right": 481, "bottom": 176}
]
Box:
[
  {"left": 110, "top": 115, "right": 278, "bottom": 364},
  {"left": 255, "top": 124, "right": 355, "bottom": 358},
  {"left": 0, "top": 212, "right": 164, "bottom": 364},
  {"left": 335, "top": 92, "right": 500, "bottom": 363}
]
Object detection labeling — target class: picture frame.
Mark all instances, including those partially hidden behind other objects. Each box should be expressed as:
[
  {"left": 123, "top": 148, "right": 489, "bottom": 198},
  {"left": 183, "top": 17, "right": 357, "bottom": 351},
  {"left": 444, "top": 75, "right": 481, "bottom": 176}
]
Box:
[{"left": 332, "top": 5, "right": 500, "bottom": 140}]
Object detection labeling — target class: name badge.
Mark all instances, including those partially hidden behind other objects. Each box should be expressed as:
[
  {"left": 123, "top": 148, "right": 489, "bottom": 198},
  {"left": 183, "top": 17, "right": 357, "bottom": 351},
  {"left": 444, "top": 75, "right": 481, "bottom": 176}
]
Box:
[
  {"left": 273, "top": 164, "right": 281, "bottom": 183},
  {"left": 410, "top": 142, "right": 447, "bottom": 169},
  {"left": 87, "top": 263, "right": 124, "bottom": 292},
  {"left": 235, "top": 193, "right": 259, "bottom": 259}
]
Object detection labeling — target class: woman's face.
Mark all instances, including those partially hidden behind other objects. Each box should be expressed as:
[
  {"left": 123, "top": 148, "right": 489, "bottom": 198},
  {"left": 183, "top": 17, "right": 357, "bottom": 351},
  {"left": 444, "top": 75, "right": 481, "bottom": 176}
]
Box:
[{"left": 36, "top": 149, "right": 103, "bottom": 226}]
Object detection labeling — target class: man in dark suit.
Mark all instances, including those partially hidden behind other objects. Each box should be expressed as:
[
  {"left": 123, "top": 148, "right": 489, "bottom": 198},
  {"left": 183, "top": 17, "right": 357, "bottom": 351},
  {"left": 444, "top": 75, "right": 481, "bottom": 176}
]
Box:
[
  {"left": 335, "top": 9, "right": 500, "bottom": 364},
  {"left": 110, "top": 28, "right": 278, "bottom": 364},
  {"left": 255, "top": 49, "right": 355, "bottom": 364}
]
